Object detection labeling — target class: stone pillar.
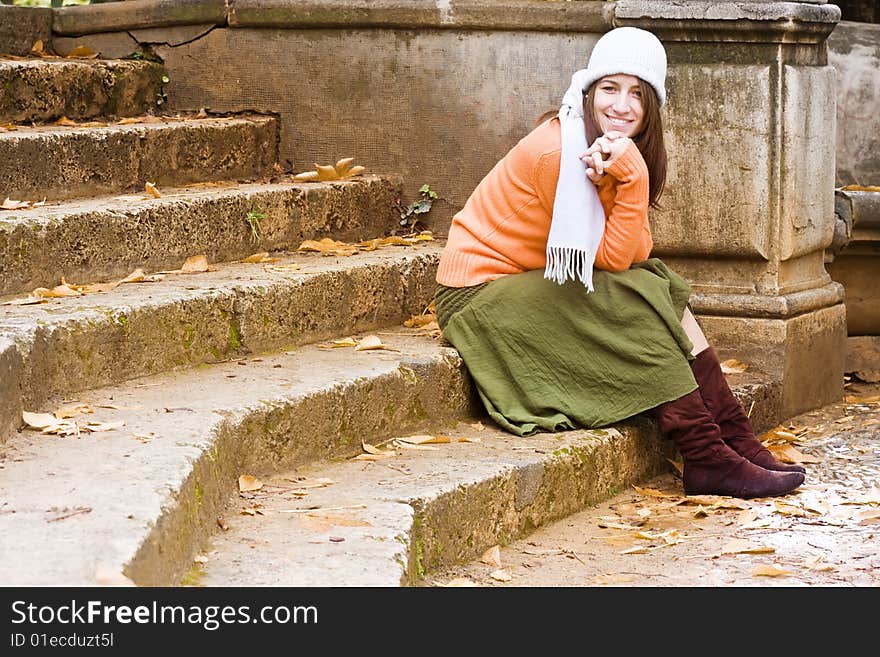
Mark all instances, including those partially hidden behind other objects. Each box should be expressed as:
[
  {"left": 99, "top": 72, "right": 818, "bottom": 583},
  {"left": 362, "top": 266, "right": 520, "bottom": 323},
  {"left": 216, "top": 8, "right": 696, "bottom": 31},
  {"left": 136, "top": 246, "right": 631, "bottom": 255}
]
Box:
[{"left": 616, "top": 1, "right": 845, "bottom": 417}]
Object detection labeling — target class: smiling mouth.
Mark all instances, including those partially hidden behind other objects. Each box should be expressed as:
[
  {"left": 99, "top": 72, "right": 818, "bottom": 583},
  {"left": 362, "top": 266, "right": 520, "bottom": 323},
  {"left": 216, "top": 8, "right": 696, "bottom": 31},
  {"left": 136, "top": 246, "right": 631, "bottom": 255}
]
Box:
[{"left": 605, "top": 116, "right": 633, "bottom": 127}]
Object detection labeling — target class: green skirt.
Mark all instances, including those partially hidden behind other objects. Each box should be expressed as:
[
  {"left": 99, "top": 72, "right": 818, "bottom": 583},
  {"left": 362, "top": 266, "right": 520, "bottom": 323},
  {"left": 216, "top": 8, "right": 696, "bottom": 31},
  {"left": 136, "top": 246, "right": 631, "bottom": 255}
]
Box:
[{"left": 435, "top": 259, "right": 698, "bottom": 436}]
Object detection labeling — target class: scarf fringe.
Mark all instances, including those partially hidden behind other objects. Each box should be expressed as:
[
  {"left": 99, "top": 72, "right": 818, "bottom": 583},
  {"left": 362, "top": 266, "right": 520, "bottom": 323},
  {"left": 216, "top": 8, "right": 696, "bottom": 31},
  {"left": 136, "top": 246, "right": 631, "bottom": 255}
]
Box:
[{"left": 544, "top": 246, "right": 594, "bottom": 292}]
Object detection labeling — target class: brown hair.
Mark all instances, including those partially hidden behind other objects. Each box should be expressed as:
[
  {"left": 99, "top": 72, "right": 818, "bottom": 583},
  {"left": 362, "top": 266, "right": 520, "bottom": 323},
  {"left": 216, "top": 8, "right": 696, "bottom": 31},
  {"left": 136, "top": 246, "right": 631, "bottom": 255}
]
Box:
[{"left": 535, "top": 77, "right": 667, "bottom": 209}]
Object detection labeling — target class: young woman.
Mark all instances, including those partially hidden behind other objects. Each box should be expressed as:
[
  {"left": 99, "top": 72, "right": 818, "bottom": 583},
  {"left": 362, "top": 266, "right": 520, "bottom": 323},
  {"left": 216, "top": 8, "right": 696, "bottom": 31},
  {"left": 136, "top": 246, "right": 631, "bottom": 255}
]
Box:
[{"left": 434, "top": 27, "right": 805, "bottom": 499}]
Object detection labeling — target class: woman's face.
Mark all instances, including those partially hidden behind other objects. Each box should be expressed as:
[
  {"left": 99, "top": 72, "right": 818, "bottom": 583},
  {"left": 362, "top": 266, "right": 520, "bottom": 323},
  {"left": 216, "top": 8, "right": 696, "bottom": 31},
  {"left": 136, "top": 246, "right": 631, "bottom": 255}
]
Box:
[{"left": 591, "top": 74, "right": 645, "bottom": 138}]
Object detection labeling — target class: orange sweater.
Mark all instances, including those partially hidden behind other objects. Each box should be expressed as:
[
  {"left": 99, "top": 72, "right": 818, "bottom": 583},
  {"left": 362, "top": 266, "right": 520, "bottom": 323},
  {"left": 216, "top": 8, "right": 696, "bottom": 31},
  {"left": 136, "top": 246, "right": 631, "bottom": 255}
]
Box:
[{"left": 436, "top": 118, "right": 653, "bottom": 287}]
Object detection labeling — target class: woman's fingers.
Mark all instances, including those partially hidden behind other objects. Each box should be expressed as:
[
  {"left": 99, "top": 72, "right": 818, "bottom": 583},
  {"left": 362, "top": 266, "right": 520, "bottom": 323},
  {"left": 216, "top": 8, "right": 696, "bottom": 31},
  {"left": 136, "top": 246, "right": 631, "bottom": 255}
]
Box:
[{"left": 585, "top": 167, "right": 603, "bottom": 184}]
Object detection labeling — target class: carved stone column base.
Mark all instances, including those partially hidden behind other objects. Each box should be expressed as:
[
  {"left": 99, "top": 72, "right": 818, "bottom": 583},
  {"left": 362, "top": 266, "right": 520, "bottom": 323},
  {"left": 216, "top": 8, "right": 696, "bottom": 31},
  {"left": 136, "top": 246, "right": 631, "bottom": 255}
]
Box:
[{"left": 697, "top": 303, "right": 846, "bottom": 418}]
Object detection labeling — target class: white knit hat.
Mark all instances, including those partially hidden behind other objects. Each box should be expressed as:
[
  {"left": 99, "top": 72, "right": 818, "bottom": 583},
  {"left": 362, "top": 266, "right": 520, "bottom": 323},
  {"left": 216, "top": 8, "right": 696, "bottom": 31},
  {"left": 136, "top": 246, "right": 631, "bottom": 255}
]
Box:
[{"left": 581, "top": 27, "right": 667, "bottom": 106}]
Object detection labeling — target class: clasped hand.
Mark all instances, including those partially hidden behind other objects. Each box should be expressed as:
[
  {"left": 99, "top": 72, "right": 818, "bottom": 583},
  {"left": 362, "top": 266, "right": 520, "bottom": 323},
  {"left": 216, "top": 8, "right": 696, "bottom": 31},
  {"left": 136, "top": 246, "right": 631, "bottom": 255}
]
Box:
[{"left": 581, "top": 131, "right": 630, "bottom": 184}]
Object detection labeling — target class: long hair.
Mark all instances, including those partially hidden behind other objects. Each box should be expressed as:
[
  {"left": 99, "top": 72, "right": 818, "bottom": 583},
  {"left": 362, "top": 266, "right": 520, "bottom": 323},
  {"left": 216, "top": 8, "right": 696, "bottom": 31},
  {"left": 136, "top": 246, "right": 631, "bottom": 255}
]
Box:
[{"left": 535, "top": 78, "right": 667, "bottom": 209}]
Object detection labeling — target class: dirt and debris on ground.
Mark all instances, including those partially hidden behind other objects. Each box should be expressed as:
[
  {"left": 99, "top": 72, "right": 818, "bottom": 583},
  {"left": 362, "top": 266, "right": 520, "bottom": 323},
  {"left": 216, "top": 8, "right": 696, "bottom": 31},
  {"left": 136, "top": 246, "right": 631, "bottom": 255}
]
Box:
[{"left": 428, "top": 380, "right": 880, "bottom": 587}]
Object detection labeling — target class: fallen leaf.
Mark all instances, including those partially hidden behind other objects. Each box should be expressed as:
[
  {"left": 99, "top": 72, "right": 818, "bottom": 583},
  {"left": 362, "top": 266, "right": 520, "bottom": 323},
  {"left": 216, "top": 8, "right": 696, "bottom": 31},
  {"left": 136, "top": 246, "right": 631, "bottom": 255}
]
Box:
[
  {"left": 145, "top": 182, "right": 162, "bottom": 198},
  {"left": 193, "top": 554, "right": 209, "bottom": 564},
  {"left": 354, "top": 335, "right": 389, "bottom": 351},
  {"left": 85, "top": 420, "right": 125, "bottom": 432},
  {"left": 590, "top": 573, "right": 637, "bottom": 585},
  {"left": 180, "top": 254, "right": 211, "bottom": 273},
  {"left": 1, "top": 295, "right": 46, "bottom": 306},
  {"left": 117, "top": 117, "right": 143, "bottom": 125},
  {"left": 771, "top": 443, "right": 821, "bottom": 464},
  {"left": 30, "top": 39, "right": 46, "bottom": 56},
  {"left": 298, "top": 238, "right": 358, "bottom": 257},
  {"left": 844, "top": 394, "right": 880, "bottom": 403},
  {"left": 751, "top": 564, "right": 792, "bottom": 578},
  {"left": 264, "top": 263, "right": 301, "bottom": 274},
  {"left": 238, "top": 475, "right": 263, "bottom": 492},
  {"left": 457, "top": 436, "right": 481, "bottom": 443},
  {"left": 489, "top": 569, "right": 512, "bottom": 582},
  {"left": 720, "top": 359, "right": 748, "bottom": 374},
  {"left": 772, "top": 500, "right": 810, "bottom": 517},
  {"left": 242, "top": 252, "right": 279, "bottom": 264},
  {"left": 404, "top": 313, "right": 436, "bottom": 329},
  {"left": 721, "top": 539, "right": 775, "bottom": 555},
  {"left": 54, "top": 116, "right": 78, "bottom": 127},
  {"left": 397, "top": 434, "right": 451, "bottom": 445},
  {"left": 1, "top": 198, "right": 31, "bottom": 210},
  {"left": 620, "top": 546, "right": 650, "bottom": 555},
  {"left": 22, "top": 411, "right": 60, "bottom": 429},
  {"left": 480, "top": 545, "right": 502, "bottom": 567},
  {"left": 34, "top": 283, "right": 82, "bottom": 298},
  {"left": 805, "top": 556, "right": 835, "bottom": 572},
  {"left": 522, "top": 547, "right": 565, "bottom": 556},
  {"left": 394, "top": 442, "right": 440, "bottom": 451},
  {"left": 217, "top": 517, "right": 230, "bottom": 531},
  {"left": 633, "top": 486, "right": 680, "bottom": 500},
  {"left": 66, "top": 45, "right": 97, "bottom": 58}
]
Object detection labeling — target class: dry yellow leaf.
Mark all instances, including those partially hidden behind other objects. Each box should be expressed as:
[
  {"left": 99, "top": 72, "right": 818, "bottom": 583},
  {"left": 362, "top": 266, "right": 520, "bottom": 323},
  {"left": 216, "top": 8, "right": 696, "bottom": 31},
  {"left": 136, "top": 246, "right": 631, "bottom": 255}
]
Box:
[
  {"left": 145, "top": 182, "right": 162, "bottom": 198},
  {"left": 238, "top": 475, "right": 263, "bottom": 492},
  {"left": 335, "top": 157, "right": 354, "bottom": 175},
  {"left": 241, "top": 252, "right": 278, "bottom": 264},
  {"left": 331, "top": 337, "right": 358, "bottom": 348},
  {"left": 457, "top": 436, "right": 481, "bottom": 443},
  {"left": 293, "top": 171, "right": 319, "bottom": 182},
  {"left": 489, "top": 569, "right": 512, "bottom": 582},
  {"left": 53, "top": 403, "right": 93, "bottom": 419},
  {"left": 315, "top": 164, "right": 339, "bottom": 181},
  {"left": 845, "top": 394, "right": 880, "bottom": 403},
  {"left": 773, "top": 500, "right": 809, "bottom": 517},
  {"left": 298, "top": 238, "right": 358, "bottom": 257},
  {"left": 805, "top": 556, "right": 835, "bottom": 572},
  {"left": 180, "top": 254, "right": 210, "bottom": 273},
  {"left": 720, "top": 359, "right": 748, "bottom": 374},
  {"left": 54, "top": 116, "right": 78, "bottom": 127},
  {"left": 354, "top": 335, "right": 387, "bottom": 351},
  {"left": 1, "top": 295, "right": 46, "bottom": 306},
  {"left": 395, "top": 442, "right": 440, "bottom": 451},
  {"left": 751, "top": 564, "right": 792, "bottom": 578},
  {"left": 841, "top": 184, "right": 880, "bottom": 192},
  {"left": 117, "top": 117, "right": 143, "bottom": 125},
  {"left": 480, "top": 545, "right": 502, "bottom": 567},
  {"left": 30, "top": 39, "right": 45, "bottom": 56},
  {"left": 721, "top": 539, "right": 775, "bottom": 555},
  {"left": 22, "top": 411, "right": 60, "bottom": 429},
  {"left": 767, "top": 443, "right": 821, "bottom": 464},
  {"left": 397, "top": 434, "right": 451, "bottom": 445},
  {"left": 66, "top": 45, "right": 97, "bottom": 58},
  {"left": 404, "top": 313, "right": 436, "bottom": 329},
  {"left": 86, "top": 420, "right": 125, "bottom": 433},
  {"left": 1, "top": 198, "right": 30, "bottom": 210},
  {"left": 620, "top": 546, "right": 651, "bottom": 555},
  {"left": 633, "top": 485, "right": 680, "bottom": 500}
]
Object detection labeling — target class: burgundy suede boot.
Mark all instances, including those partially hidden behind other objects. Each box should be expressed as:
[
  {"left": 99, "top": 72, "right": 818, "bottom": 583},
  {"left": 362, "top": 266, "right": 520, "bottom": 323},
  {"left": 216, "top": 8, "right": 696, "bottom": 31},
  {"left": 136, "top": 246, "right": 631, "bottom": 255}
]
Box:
[
  {"left": 652, "top": 389, "right": 804, "bottom": 498},
  {"left": 690, "top": 347, "right": 806, "bottom": 474}
]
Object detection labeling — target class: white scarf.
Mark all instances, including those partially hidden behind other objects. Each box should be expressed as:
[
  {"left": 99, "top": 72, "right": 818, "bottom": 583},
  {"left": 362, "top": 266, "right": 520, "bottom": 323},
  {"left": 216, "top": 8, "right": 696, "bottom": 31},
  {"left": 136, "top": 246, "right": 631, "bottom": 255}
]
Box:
[{"left": 544, "top": 69, "right": 606, "bottom": 292}]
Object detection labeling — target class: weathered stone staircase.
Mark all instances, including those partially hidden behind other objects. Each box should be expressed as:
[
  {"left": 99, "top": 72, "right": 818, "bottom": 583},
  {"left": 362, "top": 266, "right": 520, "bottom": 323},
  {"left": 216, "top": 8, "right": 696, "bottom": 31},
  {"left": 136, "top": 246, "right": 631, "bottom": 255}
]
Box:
[{"left": 0, "top": 30, "right": 782, "bottom": 587}]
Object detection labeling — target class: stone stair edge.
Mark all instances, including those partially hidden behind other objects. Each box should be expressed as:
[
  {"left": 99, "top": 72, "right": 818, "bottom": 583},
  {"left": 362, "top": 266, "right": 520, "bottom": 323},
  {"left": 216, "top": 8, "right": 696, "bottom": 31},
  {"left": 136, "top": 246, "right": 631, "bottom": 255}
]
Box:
[
  {"left": 0, "top": 245, "right": 443, "bottom": 441},
  {"left": 0, "top": 56, "right": 165, "bottom": 124},
  {"left": 0, "top": 334, "right": 477, "bottom": 586},
  {"left": 0, "top": 175, "right": 404, "bottom": 297},
  {"left": 0, "top": 114, "right": 278, "bottom": 203}
]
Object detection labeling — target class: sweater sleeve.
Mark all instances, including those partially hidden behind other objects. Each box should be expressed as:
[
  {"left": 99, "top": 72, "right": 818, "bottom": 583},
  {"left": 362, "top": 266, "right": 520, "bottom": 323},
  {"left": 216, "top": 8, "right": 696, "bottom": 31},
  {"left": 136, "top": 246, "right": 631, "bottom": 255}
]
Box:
[{"left": 593, "top": 140, "right": 653, "bottom": 272}]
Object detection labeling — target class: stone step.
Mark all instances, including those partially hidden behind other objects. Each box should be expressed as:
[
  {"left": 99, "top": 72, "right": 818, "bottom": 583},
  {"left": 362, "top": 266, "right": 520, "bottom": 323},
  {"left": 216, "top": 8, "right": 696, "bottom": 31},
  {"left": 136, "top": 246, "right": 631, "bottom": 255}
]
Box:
[
  {"left": 0, "top": 57, "right": 165, "bottom": 124},
  {"left": 0, "top": 114, "right": 277, "bottom": 202},
  {"left": 0, "top": 334, "right": 476, "bottom": 586},
  {"left": 0, "top": 176, "right": 401, "bottom": 296},
  {"left": 196, "top": 374, "right": 779, "bottom": 587},
  {"left": 0, "top": 243, "right": 443, "bottom": 441}
]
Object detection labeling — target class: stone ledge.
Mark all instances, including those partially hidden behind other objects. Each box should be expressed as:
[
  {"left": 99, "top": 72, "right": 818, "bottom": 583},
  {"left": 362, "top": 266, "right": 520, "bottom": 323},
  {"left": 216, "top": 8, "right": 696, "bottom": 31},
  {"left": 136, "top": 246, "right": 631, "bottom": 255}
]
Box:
[
  {"left": 0, "top": 246, "right": 442, "bottom": 435},
  {"left": 0, "top": 5, "right": 52, "bottom": 57},
  {"left": 690, "top": 282, "right": 845, "bottom": 319},
  {"left": 53, "top": 0, "right": 227, "bottom": 36},
  {"left": 0, "top": 335, "right": 475, "bottom": 586},
  {"left": 0, "top": 176, "right": 402, "bottom": 296}
]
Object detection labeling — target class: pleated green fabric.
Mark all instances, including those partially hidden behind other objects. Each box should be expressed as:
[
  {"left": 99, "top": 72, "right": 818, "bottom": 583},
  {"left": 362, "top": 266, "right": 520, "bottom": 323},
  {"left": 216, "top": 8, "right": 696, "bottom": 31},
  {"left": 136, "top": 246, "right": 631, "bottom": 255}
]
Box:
[{"left": 435, "top": 259, "right": 698, "bottom": 436}]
